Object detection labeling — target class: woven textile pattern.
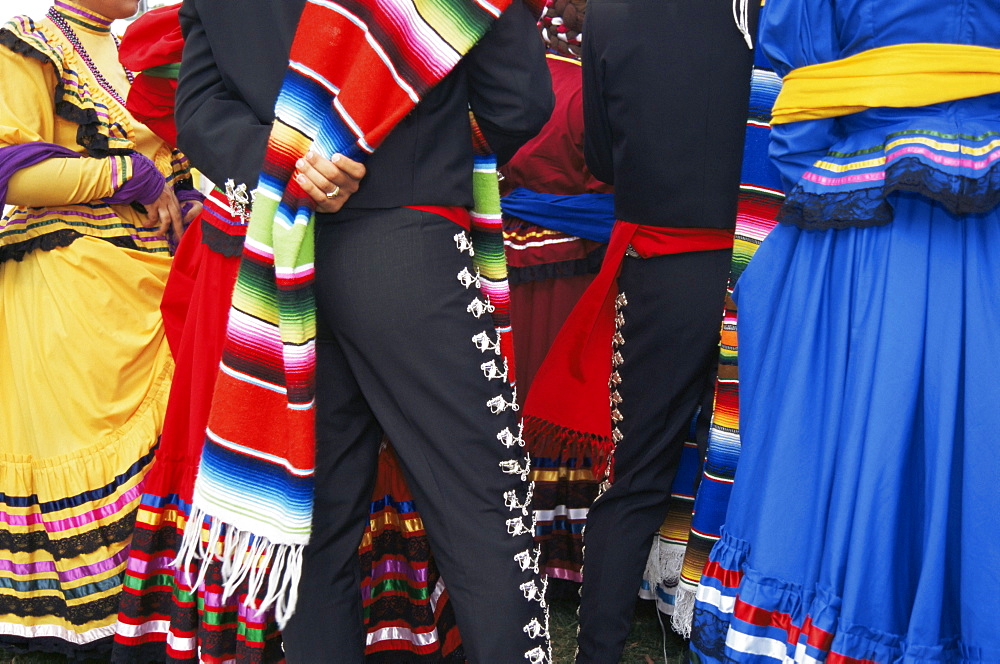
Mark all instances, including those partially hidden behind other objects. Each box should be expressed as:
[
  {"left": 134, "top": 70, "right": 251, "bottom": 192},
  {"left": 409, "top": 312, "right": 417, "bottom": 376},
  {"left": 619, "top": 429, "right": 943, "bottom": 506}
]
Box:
[{"left": 177, "top": 0, "right": 514, "bottom": 626}]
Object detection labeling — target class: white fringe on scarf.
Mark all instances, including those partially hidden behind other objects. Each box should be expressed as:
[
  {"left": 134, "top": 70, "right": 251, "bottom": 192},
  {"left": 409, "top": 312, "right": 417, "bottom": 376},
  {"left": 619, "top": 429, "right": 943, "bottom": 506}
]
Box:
[
  {"left": 174, "top": 505, "right": 305, "bottom": 628},
  {"left": 671, "top": 584, "right": 697, "bottom": 639}
]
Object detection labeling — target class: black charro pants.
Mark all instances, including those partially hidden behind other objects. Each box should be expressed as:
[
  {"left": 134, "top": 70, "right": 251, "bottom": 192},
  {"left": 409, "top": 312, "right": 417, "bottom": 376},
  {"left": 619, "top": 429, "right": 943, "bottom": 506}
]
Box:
[
  {"left": 281, "top": 208, "right": 548, "bottom": 664},
  {"left": 576, "top": 248, "right": 731, "bottom": 663}
]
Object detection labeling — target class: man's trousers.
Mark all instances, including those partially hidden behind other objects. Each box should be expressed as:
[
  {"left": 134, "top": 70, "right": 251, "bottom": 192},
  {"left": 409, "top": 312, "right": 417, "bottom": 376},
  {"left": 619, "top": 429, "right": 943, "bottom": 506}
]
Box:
[
  {"left": 576, "top": 247, "right": 731, "bottom": 663},
  {"left": 282, "top": 208, "right": 549, "bottom": 663}
]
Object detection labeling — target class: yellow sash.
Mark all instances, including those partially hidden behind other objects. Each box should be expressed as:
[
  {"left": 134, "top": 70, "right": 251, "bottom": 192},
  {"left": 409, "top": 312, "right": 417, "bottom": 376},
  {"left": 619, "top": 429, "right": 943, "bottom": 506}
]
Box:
[{"left": 771, "top": 43, "right": 1000, "bottom": 124}]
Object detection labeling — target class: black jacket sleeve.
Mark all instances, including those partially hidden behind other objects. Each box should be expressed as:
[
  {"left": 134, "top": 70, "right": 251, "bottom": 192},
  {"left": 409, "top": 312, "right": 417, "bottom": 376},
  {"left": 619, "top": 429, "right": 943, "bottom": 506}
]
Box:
[
  {"left": 580, "top": 2, "right": 616, "bottom": 186},
  {"left": 465, "top": 1, "right": 554, "bottom": 165},
  {"left": 579, "top": 0, "right": 757, "bottom": 228},
  {"left": 175, "top": 0, "right": 305, "bottom": 188}
]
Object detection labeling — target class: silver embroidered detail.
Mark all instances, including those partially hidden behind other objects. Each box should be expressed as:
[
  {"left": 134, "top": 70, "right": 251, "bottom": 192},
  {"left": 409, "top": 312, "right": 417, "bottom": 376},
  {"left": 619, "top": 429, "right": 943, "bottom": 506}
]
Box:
[
  {"left": 520, "top": 580, "right": 544, "bottom": 603},
  {"left": 514, "top": 547, "right": 541, "bottom": 574},
  {"left": 487, "top": 391, "right": 519, "bottom": 414},
  {"left": 499, "top": 456, "right": 531, "bottom": 481},
  {"left": 454, "top": 230, "right": 475, "bottom": 255},
  {"left": 507, "top": 517, "right": 531, "bottom": 537},
  {"left": 472, "top": 330, "right": 502, "bottom": 355},
  {"left": 457, "top": 266, "right": 481, "bottom": 289},
  {"left": 497, "top": 423, "right": 524, "bottom": 448},
  {"left": 609, "top": 370, "right": 622, "bottom": 388},
  {"left": 523, "top": 617, "right": 545, "bottom": 639},
  {"left": 453, "top": 225, "right": 549, "bottom": 662},
  {"left": 467, "top": 295, "right": 495, "bottom": 318},
  {"left": 504, "top": 490, "right": 531, "bottom": 515},
  {"left": 481, "top": 358, "right": 508, "bottom": 381},
  {"left": 224, "top": 179, "right": 254, "bottom": 225},
  {"left": 525, "top": 646, "right": 548, "bottom": 663}
]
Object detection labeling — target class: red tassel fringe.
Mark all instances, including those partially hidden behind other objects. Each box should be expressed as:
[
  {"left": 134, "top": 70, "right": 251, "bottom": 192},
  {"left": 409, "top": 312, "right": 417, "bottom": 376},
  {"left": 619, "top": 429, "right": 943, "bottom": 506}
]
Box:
[{"left": 522, "top": 414, "right": 614, "bottom": 478}]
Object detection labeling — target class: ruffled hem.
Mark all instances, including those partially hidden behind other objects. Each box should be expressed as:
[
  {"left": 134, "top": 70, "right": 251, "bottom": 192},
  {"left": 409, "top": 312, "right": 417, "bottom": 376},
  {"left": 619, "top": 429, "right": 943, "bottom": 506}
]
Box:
[
  {"left": 0, "top": 363, "right": 171, "bottom": 650},
  {"left": 0, "top": 17, "right": 133, "bottom": 158},
  {"left": 780, "top": 126, "right": 1000, "bottom": 230},
  {"left": 2, "top": 357, "right": 170, "bottom": 480},
  {"left": 691, "top": 530, "right": 1000, "bottom": 663}
]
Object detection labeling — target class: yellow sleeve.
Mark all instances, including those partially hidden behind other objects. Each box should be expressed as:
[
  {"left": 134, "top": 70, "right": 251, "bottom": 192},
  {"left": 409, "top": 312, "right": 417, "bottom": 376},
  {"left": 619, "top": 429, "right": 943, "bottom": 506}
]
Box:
[{"left": 0, "top": 44, "right": 116, "bottom": 206}]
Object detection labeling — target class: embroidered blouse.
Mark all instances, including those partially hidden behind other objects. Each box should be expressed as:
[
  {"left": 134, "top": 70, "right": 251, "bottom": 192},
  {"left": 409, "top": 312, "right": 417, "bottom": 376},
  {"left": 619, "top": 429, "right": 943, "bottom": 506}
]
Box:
[
  {"left": 0, "top": 0, "right": 192, "bottom": 259},
  {"left": 762, "top": 0, "right": 1000, "bottom": 229}
]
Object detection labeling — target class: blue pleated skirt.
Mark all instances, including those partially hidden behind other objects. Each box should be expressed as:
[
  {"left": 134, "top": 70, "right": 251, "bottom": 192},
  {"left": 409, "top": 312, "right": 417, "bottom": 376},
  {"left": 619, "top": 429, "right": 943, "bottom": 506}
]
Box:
[{"left": 691, "top": 192, "right": 1000, "bottom": 662}]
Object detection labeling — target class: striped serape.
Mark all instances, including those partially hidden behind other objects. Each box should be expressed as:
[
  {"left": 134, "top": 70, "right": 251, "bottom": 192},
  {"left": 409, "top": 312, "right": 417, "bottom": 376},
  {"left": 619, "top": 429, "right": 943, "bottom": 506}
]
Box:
[
  {"left": 176, "top": 0, "right": 518, "bottom": 627},
  {"left": 668, "top": 46, "right": 784, "bottom": 636}
]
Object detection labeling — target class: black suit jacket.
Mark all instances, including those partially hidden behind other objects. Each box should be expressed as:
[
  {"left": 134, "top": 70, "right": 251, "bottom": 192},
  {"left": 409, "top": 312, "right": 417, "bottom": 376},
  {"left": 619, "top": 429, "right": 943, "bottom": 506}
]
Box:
[
  {"left": 582, "top": 0, "right": 759, "bottom": 228},
  {"left": 176, "top": 0, "right": 553, "bottom": 209}
]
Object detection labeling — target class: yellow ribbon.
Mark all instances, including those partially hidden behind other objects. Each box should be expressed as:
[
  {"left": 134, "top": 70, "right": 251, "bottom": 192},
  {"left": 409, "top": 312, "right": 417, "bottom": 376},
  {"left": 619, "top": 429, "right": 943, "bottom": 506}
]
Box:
[{"left": 771, "top": 43, "right": 1000, "bottom": 124}]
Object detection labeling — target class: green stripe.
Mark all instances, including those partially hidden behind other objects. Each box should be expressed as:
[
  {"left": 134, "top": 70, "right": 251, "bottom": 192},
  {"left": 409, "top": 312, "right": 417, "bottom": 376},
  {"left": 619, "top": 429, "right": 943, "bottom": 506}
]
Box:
[
  {"left": 142, "top": 63, "right": 181, "bottom": 78},
  {"left": 370, "top": 578, "right": 432, "bottom": 601},
  {"left": 59, "top": 12, "right": 111, "bottom": 32}
]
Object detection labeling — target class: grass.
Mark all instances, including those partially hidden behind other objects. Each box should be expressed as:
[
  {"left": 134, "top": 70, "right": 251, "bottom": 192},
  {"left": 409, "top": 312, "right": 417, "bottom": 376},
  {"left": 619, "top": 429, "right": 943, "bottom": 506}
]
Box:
[{"left": 547, "top": 582, "right": 688, "bottom": 664}]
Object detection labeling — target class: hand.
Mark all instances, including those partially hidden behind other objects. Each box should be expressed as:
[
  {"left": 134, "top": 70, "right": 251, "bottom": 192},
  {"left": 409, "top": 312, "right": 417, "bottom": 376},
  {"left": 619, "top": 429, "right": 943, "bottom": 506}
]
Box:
[
  {"left": 183, "top": 200, "right": 204, "bottom": 226},
  {"left": 295, "top": 151, "right": 366, "bottom": 213},
  {"left": 142, "top": 182, "right": 183, "bottom": 239}
]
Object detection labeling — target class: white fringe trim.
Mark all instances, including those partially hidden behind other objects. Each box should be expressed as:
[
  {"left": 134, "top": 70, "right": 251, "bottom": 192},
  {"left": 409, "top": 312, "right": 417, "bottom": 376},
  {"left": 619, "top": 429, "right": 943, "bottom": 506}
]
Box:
[
  {"left": 174, "top": 505, "right": 305, "bottom": 628},
  {"left": 671, "top": 586, "right": 696, "bottom": 639},
  {"left": 644, "top": 537, "right": 686, "bottom": 593},
  {"left": 733, "top": 0, "right": 753, "bottom": 48}
]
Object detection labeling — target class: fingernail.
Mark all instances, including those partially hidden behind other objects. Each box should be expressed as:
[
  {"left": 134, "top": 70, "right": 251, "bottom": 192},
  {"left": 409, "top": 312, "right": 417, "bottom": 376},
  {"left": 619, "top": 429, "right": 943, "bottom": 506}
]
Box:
[
  {"left": 331, "top": 153, "right": 341, "bottom": 163},
  {"left": 296, "top": 158, "right": 306, "bottom": 169},
  {"left": 305, "top": 150, "right": 314, "bottom": 159},
  {"left": 296, "top": 173, "right": 307, "bottom": 184}
]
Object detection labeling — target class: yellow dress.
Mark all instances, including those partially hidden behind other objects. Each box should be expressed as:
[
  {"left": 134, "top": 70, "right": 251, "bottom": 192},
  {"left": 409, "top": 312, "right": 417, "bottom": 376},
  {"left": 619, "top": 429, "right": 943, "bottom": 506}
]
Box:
[{"left": 0, "top": 1, "right": 182, "bottom": 655}]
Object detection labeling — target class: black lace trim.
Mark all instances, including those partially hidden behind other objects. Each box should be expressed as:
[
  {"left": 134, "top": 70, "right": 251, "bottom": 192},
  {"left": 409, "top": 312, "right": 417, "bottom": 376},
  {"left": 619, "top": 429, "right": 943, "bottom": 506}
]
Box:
[
  {"left": 201, "top": 217, "right": 247, "bottom": 257},
  {"left": 0, "top": 27, "right": 130, "bottom": 158},
  {"left": 0, "top": 590, "right": 122, "bottom": 628},
  {"left": 690, "top": 606, "right": 738, "bottom": 663},
  {"left": 0, "top": 230, "right": 141, "bottom": 263},
  {"left": 507, "top": 245, "right": 605, "bottom": 285},
  {"left": 0, "top": 228, "right": 82, "bottom": 263},
  {"left": 0, "top": 507, "right": 137, "bottom": 556},
  {"left": 780, "top": 155, "right": 1000, "bottom": 230}
]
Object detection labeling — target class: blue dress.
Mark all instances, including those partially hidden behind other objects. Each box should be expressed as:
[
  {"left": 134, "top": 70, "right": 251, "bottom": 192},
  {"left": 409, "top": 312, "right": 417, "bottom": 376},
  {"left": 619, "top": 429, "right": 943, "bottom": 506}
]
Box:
[{"left": 690, "top": 0, "right": 1000, "bottom": 661}]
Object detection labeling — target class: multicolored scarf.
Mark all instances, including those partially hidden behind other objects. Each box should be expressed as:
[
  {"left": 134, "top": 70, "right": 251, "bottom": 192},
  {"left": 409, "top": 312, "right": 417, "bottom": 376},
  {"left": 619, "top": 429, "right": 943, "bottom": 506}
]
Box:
[{"left": 176, "top": 0, "right": 518, "bottom": 626}]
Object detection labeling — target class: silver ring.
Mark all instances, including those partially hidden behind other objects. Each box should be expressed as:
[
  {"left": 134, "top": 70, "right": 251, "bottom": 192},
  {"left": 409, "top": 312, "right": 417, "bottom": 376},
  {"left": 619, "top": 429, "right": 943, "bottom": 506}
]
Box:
[{"left": 325, "top": 185, "right": 341, "bottom": 200}]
